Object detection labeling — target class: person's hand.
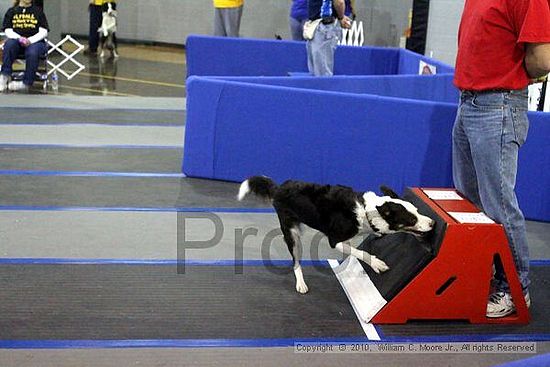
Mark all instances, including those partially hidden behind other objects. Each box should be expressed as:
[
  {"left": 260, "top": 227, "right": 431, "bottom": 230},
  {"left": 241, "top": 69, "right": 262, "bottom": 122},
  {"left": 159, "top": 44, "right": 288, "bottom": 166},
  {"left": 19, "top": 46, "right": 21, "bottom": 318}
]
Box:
[
  {"left": 340, "top": 16, "right": 352, "bottom": 29},
  {"left": 18, "top": 37, "right": 30, "bottom": 47}
]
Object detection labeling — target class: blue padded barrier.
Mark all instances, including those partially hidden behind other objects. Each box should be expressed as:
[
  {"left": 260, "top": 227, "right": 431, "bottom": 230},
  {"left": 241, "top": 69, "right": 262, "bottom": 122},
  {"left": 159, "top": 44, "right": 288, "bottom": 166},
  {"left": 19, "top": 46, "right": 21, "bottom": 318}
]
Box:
[
  {"left": 183, "top": 76, "right": 550, "bottom": 221},
  {"left": 334, "top": 46, "right": 400, "bottom": 75},
  {"left": 212, "top": 74, "right": 460, "bottom": 104},
  {"left": 186, "top": 36, "right": 308, "bottom": 77},
  {"left": 517, "top": 111, "right": 550, "bottom": 222},
  {"left": 492, "top": 354, "right": 550, "bottom": 367},
  {"left": 398, "top": 48, "right": 455, "bottom": 75},
  {"left": 183, "top": 76, "right": 456, "bottom": 196},
  {"left": 186, "top": 35, "right": 453, "bottom": 77}
]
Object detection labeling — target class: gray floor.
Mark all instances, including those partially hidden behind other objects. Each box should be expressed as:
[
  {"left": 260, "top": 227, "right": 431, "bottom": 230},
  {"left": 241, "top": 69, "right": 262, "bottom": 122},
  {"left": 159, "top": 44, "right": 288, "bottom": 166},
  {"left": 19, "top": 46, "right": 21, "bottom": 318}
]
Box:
[
  {"left": 0, "top": 211, "right": 350, "bottom": 261},
  {"left": 0, "top": 211, "right": 546, "bottom": 261},
  {"left": 0, "top": 95, "right": 186, "bottom": 109},
  {"left": 1, "top": 81, "right": 549, "bottom": 366},
  {"left": 0, "top": 108, "right": 185, "bottom": 126},
  {"left": 0, "top": 147, "right": 183, "bottom": 172}
]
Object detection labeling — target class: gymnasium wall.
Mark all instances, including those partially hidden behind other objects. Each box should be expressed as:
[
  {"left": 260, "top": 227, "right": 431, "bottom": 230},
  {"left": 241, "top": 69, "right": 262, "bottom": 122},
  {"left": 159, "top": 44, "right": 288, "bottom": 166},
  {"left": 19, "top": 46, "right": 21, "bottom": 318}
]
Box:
[
  {"left": 424, "top": 0, "right": 464, "bottom": 66},
  {"left": 57, "top": 0, "right": 413, "bottom": 47}
]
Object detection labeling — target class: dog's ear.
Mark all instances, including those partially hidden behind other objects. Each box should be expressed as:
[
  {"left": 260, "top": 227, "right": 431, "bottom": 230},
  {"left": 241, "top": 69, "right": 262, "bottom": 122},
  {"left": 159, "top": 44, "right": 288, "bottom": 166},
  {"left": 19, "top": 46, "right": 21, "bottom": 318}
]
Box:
[{"left": 380, "top": 185, "right": 400, "bottom": 199}]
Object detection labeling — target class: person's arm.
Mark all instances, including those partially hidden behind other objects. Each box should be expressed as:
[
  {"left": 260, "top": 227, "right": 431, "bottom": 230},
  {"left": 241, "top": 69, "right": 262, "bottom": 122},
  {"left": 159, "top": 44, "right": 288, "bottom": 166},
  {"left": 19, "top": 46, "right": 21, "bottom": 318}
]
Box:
[
  {"left": 333, "top": 0, "right": 351, "bottom": 28},
  {"left": 27, "top": 27, "right": 48, "bottom": 44},
  {"left": 2, "top": 8, "right": 15, "bottom": 36},
  {"left": 333, "top": 0, "right": 345, "bottom": 19},
  {"left": 525, "top": 43, "right": 550, "bottom": 79},
  {"left": 4, "top": 28, "right": 21, "bottom": 39}
]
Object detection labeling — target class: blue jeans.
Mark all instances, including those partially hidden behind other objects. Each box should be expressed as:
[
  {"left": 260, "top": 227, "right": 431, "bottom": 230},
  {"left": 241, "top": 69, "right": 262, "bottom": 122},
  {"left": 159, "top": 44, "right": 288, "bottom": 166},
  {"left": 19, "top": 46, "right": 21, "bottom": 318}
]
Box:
[
  {"left": 306, "top": 22, "right": 341, "bottom": 76},
  {"left": 0, "top": 39, "right": 48, "bottom": 86},
  {"left": 289, "top": 16, "right": 306, "bottom": 41},
  {"left": 452, "top": 89, "right": 530, "bottom": 293}
]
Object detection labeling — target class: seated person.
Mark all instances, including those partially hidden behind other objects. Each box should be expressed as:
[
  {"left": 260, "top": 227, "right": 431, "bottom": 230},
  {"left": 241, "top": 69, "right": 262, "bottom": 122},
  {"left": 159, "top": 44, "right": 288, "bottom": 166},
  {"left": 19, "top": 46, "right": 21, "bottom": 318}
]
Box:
[{"left": 0, "top": 0, "right": 49, "bottom": 92}]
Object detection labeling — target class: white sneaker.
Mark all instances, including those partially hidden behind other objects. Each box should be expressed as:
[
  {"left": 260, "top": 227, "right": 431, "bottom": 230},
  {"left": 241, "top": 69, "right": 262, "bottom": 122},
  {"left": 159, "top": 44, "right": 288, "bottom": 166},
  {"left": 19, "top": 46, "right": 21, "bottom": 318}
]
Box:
[
  {"left": 8, "top": 81, "right": 29, "bottom": 92},
  {"left": 486, "top": 291, "right": 531, "bottom": 318},
  {"left": 112, "top": 49, "right": 119, "bottom": 59},
  {"left": 0, "top": 74, "right": 9, "bottom": 92}
]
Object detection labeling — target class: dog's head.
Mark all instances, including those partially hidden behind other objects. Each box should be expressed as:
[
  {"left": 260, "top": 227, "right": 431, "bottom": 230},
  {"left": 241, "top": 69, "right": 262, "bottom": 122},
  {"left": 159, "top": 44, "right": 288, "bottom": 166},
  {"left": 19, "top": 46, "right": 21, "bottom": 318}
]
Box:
[{"left": 363, "top": 186, "right": 435, "bottom": 236}]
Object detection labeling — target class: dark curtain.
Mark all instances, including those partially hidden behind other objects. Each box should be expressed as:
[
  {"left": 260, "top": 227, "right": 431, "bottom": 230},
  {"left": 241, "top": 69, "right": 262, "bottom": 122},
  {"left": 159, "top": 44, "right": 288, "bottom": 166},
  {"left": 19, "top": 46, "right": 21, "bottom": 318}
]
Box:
[
  {"left": 406, "top": 0, "right": 430, "bottom": 55},
  {"left": 34, "top": 0, "right": 44, "bottom": 10}
]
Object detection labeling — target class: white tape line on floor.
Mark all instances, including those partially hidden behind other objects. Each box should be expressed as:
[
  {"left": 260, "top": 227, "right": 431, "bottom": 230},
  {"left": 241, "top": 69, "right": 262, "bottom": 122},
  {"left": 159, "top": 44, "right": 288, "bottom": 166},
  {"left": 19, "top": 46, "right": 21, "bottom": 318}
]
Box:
[{"left": 329, "top": 258, "right": 385, "bottom": 340}]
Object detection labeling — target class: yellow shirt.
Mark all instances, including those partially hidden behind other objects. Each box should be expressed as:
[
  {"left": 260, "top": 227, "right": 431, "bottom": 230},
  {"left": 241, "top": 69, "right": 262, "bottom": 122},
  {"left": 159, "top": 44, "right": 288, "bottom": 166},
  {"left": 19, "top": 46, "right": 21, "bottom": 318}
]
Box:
[
  {"left": 213, "top": 0, "right": 243, "bottom": 8},
  {"left": 92, "top": 0, "right": 116, "bottom": 5}
]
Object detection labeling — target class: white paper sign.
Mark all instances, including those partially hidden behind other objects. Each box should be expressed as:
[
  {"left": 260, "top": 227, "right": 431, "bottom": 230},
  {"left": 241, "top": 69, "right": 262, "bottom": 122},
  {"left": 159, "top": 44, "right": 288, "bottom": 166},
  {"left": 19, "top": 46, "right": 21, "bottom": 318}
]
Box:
[
  {"left": 423, "top": 190, "right": 463, "bottom": 201},
  {"left": 419, "top": 60, "right": 437, "bottom": 75},
  {"left": 448, "top": 212, "right": 495, "bottom": 224}
]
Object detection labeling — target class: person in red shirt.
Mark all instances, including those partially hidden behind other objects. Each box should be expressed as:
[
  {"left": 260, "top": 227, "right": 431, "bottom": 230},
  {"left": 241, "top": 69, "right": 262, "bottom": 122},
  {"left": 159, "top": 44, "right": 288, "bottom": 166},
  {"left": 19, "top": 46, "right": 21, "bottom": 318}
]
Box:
[{"left": 453, "top": 0, "right": 550, "bottom": 318}]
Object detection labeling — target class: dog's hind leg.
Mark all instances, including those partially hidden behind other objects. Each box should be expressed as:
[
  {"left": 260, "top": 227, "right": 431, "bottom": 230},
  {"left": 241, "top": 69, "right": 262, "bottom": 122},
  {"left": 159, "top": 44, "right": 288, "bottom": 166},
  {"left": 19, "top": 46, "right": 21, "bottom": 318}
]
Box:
[
  {"left": 332, "top": 241, "right": 389, "bottom": 274},
  {"left": 280, "top": 223, "right": 309, "bottom": 294}
]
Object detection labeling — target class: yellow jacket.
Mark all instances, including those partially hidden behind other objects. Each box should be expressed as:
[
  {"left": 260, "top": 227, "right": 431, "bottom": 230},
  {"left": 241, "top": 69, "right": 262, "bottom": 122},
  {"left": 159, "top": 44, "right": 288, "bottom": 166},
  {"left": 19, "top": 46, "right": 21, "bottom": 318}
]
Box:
[
  {"left": 91, "top": 0, "right": 116, "bottom": 5},
  {"left": 213, "top": 0, "right": 243, "bottom": 8}
]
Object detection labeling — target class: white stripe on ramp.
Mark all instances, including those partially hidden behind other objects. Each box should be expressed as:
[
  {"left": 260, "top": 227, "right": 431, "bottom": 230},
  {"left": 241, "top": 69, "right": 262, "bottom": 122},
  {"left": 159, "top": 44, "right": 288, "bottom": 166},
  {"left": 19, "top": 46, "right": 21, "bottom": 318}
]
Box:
[{"left": 328, "top": 258, "right": 386, "bottom": 340}]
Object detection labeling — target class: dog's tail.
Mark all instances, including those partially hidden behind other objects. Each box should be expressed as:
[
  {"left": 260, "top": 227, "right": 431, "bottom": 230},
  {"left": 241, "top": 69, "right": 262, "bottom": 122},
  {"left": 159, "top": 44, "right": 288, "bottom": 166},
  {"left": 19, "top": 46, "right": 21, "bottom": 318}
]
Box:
[{"left": 237, "top": 176, "right": 278, "bottom": 201}]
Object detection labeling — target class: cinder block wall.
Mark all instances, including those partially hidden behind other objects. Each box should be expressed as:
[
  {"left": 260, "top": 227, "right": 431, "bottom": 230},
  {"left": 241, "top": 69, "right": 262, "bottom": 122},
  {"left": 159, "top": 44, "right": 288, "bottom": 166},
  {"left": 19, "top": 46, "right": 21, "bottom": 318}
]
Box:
[
  {"left": 425, "top": 0, "right": 464, "bottom": 66},
  {"left": 0, "top": 0, "right": 465, "bottom": 65},
  {"left": 59, "top": 0, "right": 414, "bottom": 47}
]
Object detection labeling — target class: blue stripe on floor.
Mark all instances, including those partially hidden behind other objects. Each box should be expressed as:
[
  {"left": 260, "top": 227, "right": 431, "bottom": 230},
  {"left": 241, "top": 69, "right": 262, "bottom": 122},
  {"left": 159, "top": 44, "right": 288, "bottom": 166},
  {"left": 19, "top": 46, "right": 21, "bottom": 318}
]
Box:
[
  {"left": 0, "top": 170, "right": 186, "bottom": 178},
  {"left": 373, "top": 333, "right": 550, "bottom": 343},
  {"left": 0, "top": 258, "right": 546, "bottom": 267},
  {"left": 1, "top": 333, "right": 548, "bottom": 349},
  {"left": 0, "top": 206, "right": 275, "bottom": 213},
  {"left": 0, "top": 259, "right": 330, "bottom": 267},
  {"left": 0, "top": 337, "right": 369, "bottom": 349},
  {"left": 530, "top": 259, "right": 550, "bottom": 266}
]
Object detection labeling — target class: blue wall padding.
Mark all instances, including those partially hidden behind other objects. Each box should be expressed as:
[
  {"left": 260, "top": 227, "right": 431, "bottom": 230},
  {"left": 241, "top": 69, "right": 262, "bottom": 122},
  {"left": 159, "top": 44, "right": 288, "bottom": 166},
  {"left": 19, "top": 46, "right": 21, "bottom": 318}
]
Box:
[
  {"left": 183, "top": 77, "right": 550, "bottom": 221},
  {"left": 517, "top": 111, "right": 550, "bottom": 221},
  {"left": 398, "top": 48, "right": 455, "bottom": 74},
  {"left": 214, "top": 74, "right": 460, "bottom": 104},
  {"left": 186, "top": 35, "right": 309, "bottom": 77},
  {"left": 334, "top": 46, "right": 400, "bottom": 75},
  {"left": 186, "top": 35, "right": 454, "bottom": 77},
  {"left": 184, "top": 77, "right": 455, "bottom": 195},
  {"left": 493, "top": 354, "right": 550, "bottom": 367}
]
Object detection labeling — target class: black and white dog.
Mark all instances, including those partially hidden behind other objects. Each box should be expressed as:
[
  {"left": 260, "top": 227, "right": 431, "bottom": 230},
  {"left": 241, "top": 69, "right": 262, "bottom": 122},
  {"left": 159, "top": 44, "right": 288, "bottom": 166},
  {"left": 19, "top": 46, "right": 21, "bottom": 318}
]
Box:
[{"left": 238, "top": 176, "right": 435, "bottom": 294}]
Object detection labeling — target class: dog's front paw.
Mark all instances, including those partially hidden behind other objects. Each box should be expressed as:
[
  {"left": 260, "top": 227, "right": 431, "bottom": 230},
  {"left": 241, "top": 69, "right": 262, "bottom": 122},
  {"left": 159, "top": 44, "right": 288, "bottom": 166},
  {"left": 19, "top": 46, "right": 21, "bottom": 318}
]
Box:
[
  {"left": 370, "top": 256, "right": 389, "bottom": 274},
  {"left": 296, "top": 281, "right": 309, "bottom": 294}
]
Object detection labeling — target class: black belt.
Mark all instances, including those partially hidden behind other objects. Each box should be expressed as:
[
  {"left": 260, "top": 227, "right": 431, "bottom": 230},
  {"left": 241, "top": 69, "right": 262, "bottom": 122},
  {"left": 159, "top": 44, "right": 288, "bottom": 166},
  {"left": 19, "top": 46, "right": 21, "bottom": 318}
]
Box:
[
  {"left": 321, "top": 17, "right": 335, "bottom": 24},
  {"left": 461, "top": 89, "right": 512, "bottom": 94}
]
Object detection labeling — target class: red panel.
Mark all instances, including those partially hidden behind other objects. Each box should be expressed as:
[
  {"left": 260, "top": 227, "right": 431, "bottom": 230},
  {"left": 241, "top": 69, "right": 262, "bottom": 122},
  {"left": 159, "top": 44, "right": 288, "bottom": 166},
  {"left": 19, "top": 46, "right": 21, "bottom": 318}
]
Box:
[{"left": 372, "top": 188, "right": 530, "bottom": 324}]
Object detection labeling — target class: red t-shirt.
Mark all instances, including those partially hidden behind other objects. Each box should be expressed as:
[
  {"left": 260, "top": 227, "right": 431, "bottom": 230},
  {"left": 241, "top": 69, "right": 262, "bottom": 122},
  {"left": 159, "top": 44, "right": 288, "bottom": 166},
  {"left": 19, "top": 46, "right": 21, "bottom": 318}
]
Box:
[{"left": 454, "top": 0, "right": 550, "bottom": 91}]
